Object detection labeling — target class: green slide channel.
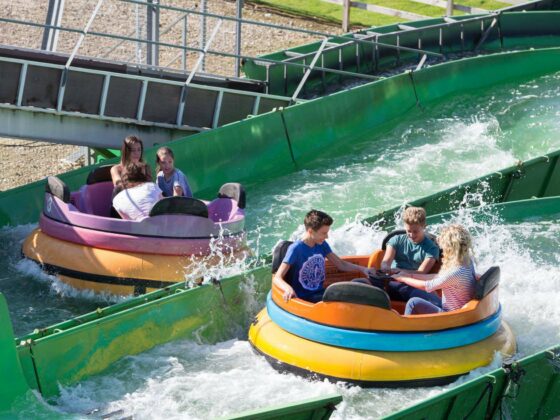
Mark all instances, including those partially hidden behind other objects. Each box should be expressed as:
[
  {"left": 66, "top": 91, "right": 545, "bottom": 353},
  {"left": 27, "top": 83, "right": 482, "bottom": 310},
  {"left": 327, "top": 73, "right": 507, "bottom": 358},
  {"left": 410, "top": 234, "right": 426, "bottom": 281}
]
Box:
[
  {"left": 2, "top": 47, "right": 560, "bottom": 227},
  {"left": 365, "top": 149, "right": 560, "bottom": 227},
  {"left": 242, "top": 11, "right": 560, "bottom": 97},
  {"left": 384, "top": 344, "right": 560, "bottom": 419},
  {"left": 221, "top": 393, "right": 343, "bottom": 420}
]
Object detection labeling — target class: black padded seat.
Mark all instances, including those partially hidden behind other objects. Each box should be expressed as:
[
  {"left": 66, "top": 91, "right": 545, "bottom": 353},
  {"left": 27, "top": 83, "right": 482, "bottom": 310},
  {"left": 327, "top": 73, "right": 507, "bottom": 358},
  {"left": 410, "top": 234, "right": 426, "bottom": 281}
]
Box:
[
  {"left": 86, "top": 164, "right": 113, "bottom": 184},
  {"left": 323, "top": 281, "right": 391, "bottom": 309},
  {"left": 149, "top": 196, "right": 208, "bottom": 218},
  {"left": 382, "top": 229, "right": 406, "bottom": 250},
  {"left": 272, "top": 240, "right": 293, "bottom": 274},
  {"left": 218, "top": 182, "right": 246, "bottom": 209},
  {"left": 45, "top": 176, "right": 70, "bottom": 203},
  {"left": 475, "top": 266, "right": 500, "bottom": 300}
]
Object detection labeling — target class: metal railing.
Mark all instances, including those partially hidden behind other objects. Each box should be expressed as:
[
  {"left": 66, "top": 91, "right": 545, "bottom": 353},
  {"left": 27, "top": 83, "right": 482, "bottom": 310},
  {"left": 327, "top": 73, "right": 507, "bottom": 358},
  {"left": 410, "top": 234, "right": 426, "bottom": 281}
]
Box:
[
  {"left": 0, "top": 15, "right": 391, "bottom": 94},
  {"left": 0, "top": 54, "right": 293, "bottom": 131},
  {"left": 1, "top": 0, "right": 554, "bottom": 102}
]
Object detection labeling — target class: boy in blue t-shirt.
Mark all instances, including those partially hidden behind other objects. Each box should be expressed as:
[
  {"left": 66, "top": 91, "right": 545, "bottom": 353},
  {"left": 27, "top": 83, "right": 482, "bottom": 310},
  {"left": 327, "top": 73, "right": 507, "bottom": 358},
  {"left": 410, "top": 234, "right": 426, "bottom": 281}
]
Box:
[
  {"left": 273, "top": 210, "right": 373, "bottom": 303},
  {"left": 379, "top": 206, "right": 441, "bottom": 305}
]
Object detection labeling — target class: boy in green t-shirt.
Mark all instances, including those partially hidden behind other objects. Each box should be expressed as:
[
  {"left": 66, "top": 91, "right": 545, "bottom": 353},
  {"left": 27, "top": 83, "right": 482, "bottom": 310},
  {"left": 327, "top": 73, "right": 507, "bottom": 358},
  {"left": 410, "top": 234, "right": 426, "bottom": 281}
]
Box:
[{"left": 380, "top": 207, "right": 441, "bottom": 305}]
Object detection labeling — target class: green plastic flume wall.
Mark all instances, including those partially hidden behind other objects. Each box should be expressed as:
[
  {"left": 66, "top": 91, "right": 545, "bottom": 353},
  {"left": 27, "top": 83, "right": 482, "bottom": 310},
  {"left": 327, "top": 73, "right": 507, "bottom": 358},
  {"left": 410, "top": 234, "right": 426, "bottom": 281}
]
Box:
[
  {"left": 365, "top": 150, "right": 560, "bottom": 227},
  {"left": 384, "top": 344, "right": 560, "bottom": 419},
  {"left": 0, "top": 295, "right": 30, "bottom": 413},
  {"left": 221, "top": 394, "right": 343, "bottom": 420},
  {"left": 242, "top": 10, "right": 560, "bottom": 97},
  {"left": 14, "top": 266, "right": 271, "bottom": 398},
  {"left": 2, "top": 47, "right": 560, "bottom": 227}
]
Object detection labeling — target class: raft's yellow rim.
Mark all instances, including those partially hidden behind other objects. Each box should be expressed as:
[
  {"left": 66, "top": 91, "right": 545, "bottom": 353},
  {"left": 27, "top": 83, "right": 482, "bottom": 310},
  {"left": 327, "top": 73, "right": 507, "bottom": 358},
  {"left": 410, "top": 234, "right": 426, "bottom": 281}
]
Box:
[
  {"left": 249, "top": 308, "right": 516, "bottom": 385},
  {"left": 22, "top": 229, "right": 244, "bottom": 295}
]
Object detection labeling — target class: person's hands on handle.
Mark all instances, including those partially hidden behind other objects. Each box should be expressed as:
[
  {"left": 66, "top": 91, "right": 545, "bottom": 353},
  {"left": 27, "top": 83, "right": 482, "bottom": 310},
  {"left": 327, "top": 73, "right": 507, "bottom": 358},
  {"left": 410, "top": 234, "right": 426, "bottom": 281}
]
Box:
[
  {"left": 380, "top": 261, "right": 400, "bottom": 275},
  {"left": 362, "top": 267, "right": 376, "bottom": 277}
]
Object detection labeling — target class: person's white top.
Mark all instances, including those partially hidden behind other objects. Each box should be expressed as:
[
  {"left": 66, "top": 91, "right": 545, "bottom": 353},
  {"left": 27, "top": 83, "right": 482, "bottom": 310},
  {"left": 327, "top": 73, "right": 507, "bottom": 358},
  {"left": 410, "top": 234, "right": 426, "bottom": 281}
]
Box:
[{"left": 112, "top": 183, "right": 162, "bottom": 220}]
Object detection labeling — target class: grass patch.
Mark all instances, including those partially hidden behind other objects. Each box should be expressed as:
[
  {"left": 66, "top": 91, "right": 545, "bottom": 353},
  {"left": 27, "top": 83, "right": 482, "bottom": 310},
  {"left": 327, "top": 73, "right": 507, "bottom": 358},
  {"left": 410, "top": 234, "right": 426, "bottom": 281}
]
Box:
[
  {"left": 249, "top": 0, "right": 403, "bottom": 28},
  {"left": 361, "top": 0, "right": 454, "bottom": 17},
  {"left": 250, "top": 0, "right": 514, "bottom": 30},
  {"left": 459, "top": 0, "right": 512, "bottom": 10}
]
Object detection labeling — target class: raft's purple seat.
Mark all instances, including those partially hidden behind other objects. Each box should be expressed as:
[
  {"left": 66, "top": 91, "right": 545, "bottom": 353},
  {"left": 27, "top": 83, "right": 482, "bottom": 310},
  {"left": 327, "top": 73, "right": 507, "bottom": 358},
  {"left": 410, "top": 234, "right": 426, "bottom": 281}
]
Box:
[
  {"left": 77, "top": 182, "right": 114, "bottom": 216},
  {"left": 207, "top": 198, "right": 237, "bottom": 222}
]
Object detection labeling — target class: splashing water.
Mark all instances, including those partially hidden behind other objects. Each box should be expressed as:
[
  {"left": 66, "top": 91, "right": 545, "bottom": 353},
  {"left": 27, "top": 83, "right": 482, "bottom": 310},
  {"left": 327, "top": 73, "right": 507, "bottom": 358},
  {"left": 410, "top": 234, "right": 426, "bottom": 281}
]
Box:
[
  {"left": 0, "top": 71, "right": 559, "bottom": 417},
  {"left": 50, "top": 209, "right": 559, "bottom": 419}
]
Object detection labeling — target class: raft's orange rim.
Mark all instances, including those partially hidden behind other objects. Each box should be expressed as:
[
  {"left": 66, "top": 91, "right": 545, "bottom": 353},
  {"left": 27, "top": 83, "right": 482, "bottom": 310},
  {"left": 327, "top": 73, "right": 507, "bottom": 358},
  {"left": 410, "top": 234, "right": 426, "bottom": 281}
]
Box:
[{"left": 272, "top": 255, "right": 500, "bottom": 332}]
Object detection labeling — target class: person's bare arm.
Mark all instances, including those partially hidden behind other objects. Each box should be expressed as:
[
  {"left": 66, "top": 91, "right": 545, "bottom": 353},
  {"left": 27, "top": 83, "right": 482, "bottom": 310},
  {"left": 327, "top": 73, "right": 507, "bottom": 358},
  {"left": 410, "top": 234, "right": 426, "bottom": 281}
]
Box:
[
  {"left": 416, "top": 257, "right": 436, "bottom": 274},
  {"left": 393, "top": 273, "right": 429, "bottom": 290},
  {"left": 273, "top": 263, "right": 296, "bottom": 301},
  {"left": 397, "top": 258, "right": 437, "bottom": 276},
  {"left": 380, "top": 245, "right": 397, "bottom": 273},
  {"left": 110, "top": 165, "right": 122, "bottom": 187},
  {"left": 326, "top": 252, "right": 372, "bottom": 277}
]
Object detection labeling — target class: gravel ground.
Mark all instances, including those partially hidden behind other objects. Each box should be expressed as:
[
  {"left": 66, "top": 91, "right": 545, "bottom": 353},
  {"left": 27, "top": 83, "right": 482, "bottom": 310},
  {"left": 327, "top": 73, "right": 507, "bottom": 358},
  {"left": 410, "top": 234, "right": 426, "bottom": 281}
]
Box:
[{"left": 0, "top": 0, "right": 340, "bottom": 191}]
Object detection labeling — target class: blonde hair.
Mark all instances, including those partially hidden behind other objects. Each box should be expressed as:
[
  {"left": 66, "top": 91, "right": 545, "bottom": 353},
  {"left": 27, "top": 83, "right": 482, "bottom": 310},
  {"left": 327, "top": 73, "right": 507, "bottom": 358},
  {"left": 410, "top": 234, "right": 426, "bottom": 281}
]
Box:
[
  {"left": 403, "top": 206, "right": 426, "bottom": 226},
  {"left": 438, "top": 224, "right": 473, "bottom": 271}
]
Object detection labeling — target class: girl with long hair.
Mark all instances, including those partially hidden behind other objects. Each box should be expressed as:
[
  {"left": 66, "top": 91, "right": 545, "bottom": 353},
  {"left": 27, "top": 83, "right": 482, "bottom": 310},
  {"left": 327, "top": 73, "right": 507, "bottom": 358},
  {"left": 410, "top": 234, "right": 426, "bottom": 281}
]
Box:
[
  {"left": 110, "top": 135, "right": 152, "bottom": 189},
  {"left": 393, "top": 224, "right": 477, "bottom": 315}
]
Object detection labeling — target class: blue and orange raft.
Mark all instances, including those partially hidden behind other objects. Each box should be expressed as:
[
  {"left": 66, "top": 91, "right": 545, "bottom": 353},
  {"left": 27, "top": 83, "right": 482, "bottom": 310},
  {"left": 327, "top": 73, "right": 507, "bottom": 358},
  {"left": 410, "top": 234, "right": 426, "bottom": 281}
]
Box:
[{"left": 248, "top": 252, "right": 516, "bottom": 387}]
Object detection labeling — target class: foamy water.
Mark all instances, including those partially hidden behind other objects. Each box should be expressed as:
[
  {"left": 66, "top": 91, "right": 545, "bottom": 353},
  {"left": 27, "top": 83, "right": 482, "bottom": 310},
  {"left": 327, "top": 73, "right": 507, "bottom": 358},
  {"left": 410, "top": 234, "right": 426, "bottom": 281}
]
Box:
[
  {"left": 1, "top": 71, "right": 559, "bottom": 417},
  {"left": 47, "top": 211, "right": 560, "bottom": 419}
]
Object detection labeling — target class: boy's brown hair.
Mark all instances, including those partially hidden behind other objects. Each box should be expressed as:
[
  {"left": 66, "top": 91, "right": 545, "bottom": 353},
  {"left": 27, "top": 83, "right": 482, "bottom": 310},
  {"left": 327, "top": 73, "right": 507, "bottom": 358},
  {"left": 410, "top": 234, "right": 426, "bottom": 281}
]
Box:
[
  {"left": 403, "top": 206, "right": 426, "bottom": 226},
  {"left": 304, "top": 210, "right": 333, "bottom": 231}
]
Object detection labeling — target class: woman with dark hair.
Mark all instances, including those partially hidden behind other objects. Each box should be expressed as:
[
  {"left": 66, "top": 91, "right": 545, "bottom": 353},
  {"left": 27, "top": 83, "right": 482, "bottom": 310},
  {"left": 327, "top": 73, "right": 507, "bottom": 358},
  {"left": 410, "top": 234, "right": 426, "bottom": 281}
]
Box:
[{"left": 110, "top": 135, "right": 152, "bottom": 190}]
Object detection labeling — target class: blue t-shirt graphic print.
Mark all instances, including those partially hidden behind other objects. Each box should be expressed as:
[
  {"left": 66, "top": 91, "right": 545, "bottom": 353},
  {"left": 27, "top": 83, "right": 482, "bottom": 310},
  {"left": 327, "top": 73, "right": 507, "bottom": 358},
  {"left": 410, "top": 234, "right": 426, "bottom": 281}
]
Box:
[
  {"left": 282, "top": 240, "right": 332, "bottom": 300},
  {"left": 299, "top": 253, "right": 326, "bottom": 291}
]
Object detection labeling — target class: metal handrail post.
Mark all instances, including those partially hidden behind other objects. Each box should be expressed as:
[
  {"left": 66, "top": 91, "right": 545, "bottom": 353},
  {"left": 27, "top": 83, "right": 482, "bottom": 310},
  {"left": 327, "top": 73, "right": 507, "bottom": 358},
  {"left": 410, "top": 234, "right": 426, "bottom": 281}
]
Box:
[
  {"left": 292, "top": 38, "right": 329, "bottom": 101},
  {"left": 135, "top": 3, "right": 142, "bottom": 64},
  {"left": 182, "top": 15, "right": 188, "bottom": 71},
  {"left": 200, "top": 0, "right": 207, "bottom": 72},
  {"left": 176, "top": 19, "right": 223, "bottom": 125},
  {"left": 235, "top": 0, "right": 243, "bottom": 77},
  {"left": 42, "top": 0, "right": 65, "bottom": 52},
  {"left": 146, "top": 0, "right": 160, "bottom": 67},
  {"left": 474, "top": 17, "right": 498, "bottom": 52}
]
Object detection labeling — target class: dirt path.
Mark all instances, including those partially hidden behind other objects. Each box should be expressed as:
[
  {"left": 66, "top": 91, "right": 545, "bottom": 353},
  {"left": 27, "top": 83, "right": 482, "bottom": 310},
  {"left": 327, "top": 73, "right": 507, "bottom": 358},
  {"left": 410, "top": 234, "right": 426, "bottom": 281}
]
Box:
[{"left": 0, "top": 0, "right": 340, "bottom": 191}]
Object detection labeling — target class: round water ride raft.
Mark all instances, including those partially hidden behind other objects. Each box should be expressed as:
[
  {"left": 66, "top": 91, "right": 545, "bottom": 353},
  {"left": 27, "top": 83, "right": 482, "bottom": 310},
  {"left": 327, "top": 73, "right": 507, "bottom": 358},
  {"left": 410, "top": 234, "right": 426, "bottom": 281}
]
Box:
[
  {"left": 22, "top": 168, "right": 247, "bottom": 295},
  {"left": 248, "top": 241, "right": 516, "bottom": 387}
]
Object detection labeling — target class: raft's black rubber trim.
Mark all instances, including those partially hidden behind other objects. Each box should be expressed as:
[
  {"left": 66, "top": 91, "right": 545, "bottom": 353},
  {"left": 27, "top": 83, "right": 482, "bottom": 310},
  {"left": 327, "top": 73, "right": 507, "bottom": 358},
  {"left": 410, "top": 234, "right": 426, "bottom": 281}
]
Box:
[
  {"left": 42, "top": 210, "right": 244, "bottom": 240},
  {"left": 249, "top": 342, "right": 463, "bottom": 388},
  {"left": 25, "top": 257, "right": 171, "bottom": 290}
]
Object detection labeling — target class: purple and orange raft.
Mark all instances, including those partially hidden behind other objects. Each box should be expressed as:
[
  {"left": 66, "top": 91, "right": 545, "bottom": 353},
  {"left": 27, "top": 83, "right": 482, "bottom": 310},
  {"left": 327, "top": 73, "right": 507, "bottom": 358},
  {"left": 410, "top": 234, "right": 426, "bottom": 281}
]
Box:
[{"left": 23, "top": 167, "right": 247, "bottom": 295}]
